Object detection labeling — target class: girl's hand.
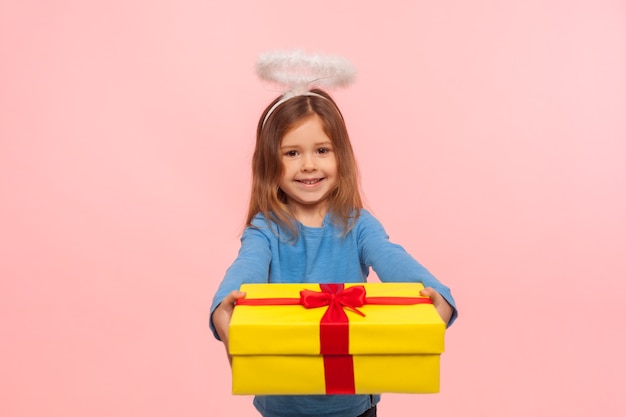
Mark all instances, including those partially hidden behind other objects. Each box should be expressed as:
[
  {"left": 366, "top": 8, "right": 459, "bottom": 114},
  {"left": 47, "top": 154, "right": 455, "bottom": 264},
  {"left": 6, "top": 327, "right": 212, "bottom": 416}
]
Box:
[
  {"left": 211, "top": 290, "right": 246, "bottom": 363},
  {"left": 420, "top": 287, "right": 453, "bottom": 325}
]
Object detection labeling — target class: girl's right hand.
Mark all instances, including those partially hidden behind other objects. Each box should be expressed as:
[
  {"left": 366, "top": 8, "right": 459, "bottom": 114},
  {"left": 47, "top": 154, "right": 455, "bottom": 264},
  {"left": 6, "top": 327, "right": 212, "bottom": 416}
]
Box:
[{"left": 211, "top": 290, "right": 246, "bottom": 361}]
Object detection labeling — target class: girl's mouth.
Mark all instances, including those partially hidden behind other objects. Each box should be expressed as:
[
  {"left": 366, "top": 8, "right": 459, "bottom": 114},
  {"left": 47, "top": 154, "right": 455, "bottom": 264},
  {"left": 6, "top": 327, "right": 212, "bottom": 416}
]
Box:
[{"left": 298, "top": 178, "right": 323, "bottom": 185}]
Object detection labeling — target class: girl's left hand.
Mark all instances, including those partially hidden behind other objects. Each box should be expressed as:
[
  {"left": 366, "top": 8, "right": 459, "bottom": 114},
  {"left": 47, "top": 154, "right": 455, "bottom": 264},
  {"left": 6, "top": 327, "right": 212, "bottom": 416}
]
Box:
[{"left": 420, "top": 287, "right": 453, "bottom": 325}]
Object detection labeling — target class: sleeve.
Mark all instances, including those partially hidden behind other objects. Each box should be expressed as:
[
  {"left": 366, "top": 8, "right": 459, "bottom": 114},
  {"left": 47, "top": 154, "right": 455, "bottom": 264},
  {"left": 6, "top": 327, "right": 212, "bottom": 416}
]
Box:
[
  {"left": 357, "top": 211, "right": 458, "bottom": 327},
  {"left": 209, "top": 225, "right": 273, "bottom": 339}
]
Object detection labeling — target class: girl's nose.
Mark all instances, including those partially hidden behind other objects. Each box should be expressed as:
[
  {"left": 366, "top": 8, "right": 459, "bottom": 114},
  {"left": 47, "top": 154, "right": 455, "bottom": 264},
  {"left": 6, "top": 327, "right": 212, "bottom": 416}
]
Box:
[{"left": 301, "top": 154, "right": 316, "bottom": 171}]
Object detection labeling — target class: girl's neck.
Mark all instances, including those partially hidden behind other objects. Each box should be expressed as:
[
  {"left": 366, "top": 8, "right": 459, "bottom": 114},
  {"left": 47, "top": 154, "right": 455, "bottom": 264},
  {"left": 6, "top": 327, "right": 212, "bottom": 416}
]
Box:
[{"left": 290, "top": 205, "right": 328, "bottom": 228}]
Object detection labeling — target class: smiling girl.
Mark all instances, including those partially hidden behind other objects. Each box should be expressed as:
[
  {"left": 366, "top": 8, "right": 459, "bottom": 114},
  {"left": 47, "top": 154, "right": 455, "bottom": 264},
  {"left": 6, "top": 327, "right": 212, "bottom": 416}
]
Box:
[{"left": 210, "top": 52, "right": 457, "bottom": 417}]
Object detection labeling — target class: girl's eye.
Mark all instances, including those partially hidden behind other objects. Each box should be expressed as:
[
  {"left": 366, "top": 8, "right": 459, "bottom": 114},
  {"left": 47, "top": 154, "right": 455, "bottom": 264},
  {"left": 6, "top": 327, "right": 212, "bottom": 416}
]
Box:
[
  {"left": 317, "top": 147, "right": 331, "bottom": 154},
  {"left": 285, "top": 150, "right": 299, "bottom": 157}
]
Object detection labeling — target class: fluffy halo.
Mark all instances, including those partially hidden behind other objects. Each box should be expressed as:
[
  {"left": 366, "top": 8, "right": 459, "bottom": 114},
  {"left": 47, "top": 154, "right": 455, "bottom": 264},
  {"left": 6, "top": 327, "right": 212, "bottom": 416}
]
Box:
[{"left": 256, "top": 50, "right": 356, "bottom": 91}]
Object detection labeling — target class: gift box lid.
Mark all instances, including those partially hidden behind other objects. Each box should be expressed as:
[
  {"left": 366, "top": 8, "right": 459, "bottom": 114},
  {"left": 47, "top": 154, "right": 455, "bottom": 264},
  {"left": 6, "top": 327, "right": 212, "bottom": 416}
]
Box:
[{"left": 229, "top": 282, "right": 445, "bottom": 356}]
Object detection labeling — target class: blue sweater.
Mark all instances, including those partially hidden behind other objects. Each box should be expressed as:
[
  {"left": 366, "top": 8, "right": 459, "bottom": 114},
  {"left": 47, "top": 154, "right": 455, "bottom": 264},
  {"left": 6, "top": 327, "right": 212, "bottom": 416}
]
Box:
[{"left": 210, "top": 209, "right": 457, "bottom": 417}]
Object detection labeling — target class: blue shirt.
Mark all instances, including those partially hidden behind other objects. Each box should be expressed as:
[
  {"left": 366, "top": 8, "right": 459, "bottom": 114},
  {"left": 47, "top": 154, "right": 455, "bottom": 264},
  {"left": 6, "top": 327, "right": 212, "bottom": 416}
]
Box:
[{"left": 210, "top": 209, "right": 457, "bottom": 417}]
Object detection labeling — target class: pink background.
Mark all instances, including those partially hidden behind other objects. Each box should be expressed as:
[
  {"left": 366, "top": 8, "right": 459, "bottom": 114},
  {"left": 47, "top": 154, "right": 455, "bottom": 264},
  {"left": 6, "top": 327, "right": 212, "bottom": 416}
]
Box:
[{"left": 2, "top": 1, "right": 625, "bottom": 416}]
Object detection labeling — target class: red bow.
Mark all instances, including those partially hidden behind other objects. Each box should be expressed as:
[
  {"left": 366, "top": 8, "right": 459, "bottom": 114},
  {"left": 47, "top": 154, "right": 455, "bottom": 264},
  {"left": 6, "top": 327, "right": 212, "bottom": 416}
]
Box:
[{"left": 300, "top": 284, "right": 367, "bottom": 320}]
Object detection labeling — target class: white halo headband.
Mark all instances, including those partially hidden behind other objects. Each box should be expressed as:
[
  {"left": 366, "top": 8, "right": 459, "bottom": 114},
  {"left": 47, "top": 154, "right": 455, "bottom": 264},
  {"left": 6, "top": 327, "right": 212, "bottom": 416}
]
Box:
[{"left": 256, "top": 50, "right": 357, "bottom": 126}]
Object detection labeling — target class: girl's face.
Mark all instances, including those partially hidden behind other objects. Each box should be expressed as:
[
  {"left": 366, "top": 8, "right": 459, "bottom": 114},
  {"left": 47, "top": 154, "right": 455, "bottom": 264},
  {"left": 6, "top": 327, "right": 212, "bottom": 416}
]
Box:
[{"left": 278, "top": 114, "right": 338, "bottom": 223}]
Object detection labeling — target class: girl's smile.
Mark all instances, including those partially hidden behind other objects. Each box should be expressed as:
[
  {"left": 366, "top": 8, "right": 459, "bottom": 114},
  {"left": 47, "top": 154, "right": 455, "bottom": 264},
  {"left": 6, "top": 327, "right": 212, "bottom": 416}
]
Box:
[{"left": 297, "top": 178, "right": 324, "bottom": 185}]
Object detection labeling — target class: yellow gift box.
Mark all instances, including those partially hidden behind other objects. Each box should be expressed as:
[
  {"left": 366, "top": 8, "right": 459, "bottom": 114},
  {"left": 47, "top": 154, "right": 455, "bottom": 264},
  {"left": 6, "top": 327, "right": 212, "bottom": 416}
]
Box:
[{"left": 228, "top": 282, "right": 445, "bottom": 395}]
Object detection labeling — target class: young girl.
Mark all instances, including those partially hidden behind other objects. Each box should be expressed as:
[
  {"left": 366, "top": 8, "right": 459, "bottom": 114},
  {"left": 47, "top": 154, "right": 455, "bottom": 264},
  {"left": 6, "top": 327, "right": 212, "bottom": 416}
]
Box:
[{"left": 210, "top": 52, "right": 457, "bottom": 417}]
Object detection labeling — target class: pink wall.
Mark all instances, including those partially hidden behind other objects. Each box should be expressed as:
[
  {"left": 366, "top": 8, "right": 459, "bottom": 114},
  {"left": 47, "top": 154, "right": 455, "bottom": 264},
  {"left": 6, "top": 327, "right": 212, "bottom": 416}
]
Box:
[{"left": 1, "top": 1, "right": 625, "bottom": 416}]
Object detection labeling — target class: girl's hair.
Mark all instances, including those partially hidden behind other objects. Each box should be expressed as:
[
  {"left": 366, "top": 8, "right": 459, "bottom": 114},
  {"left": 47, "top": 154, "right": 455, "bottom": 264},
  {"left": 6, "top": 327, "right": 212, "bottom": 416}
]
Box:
[{"left": 246, "top": 89, "right": 362, "bottom": 238}]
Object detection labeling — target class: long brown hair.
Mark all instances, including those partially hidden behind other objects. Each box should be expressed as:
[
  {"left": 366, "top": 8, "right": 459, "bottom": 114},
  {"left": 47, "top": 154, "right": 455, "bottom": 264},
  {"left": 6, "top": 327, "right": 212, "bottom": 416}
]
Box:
[{"left": 246, "top": 89, "right": 362, "bottom": 238}]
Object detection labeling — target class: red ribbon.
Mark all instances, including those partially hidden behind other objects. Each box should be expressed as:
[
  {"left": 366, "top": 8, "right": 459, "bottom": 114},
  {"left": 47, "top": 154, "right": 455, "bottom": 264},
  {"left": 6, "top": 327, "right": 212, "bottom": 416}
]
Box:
[{"left": 236, "top": 283, "right": 432, "bottom": 394}]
